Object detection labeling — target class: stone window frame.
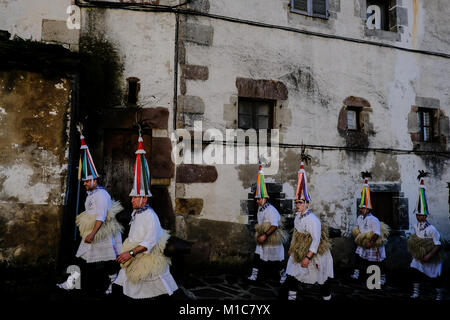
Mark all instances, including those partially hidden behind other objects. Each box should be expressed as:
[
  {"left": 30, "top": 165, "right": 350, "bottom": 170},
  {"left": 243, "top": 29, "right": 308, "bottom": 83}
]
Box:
[
  {"left": 337, "top": 96, "right": 373, "bottom": 148},
  {"left": 408, "top": 99, "right": 449, "bottom": 151},
  {"left": 290, "top": 0, "right": 329, "bottom": 19},
  {"left": 359, "top": 0, "right": 407, "bottom": 41}
]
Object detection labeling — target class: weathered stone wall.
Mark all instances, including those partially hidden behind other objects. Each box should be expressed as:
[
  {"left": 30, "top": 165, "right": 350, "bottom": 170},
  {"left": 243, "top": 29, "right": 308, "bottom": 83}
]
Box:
[
  {"left": 0, "top": 70, "right": 71, "bottom": 264},
  {"left": 176, "top": 0, "right": 450, "bottom": 268}
]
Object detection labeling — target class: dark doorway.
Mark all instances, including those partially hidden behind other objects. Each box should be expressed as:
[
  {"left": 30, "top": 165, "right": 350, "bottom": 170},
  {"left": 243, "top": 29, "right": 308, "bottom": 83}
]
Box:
[
  {"left": 102, "top": 128, "right": 152, "bottom": 232},
  {"left": 358, "top": 189, "right": 409, "bottom": 230},
  {"left": 370, "top": 191, "right": 397, "bottom": 228}
]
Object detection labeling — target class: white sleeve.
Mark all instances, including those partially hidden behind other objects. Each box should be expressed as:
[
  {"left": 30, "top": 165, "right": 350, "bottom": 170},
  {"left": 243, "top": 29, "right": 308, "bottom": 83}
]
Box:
[
  {"left": 430, "top": 226, "right": 441, "bottom": 246},
  {"left": 267, "top": 207, "right": 280, "bottom": 227},
  {"left": 139, "top": 213, "right": 162, "bottom": 251},
  {"left": 94, "top": 193, "right": 109, "bottom": 222},
  {"left": 308, "top": 218, "right": 321, "bottom": 254},
  {"left": 370, "top": 217, "right": 381, "bottom": 236}
]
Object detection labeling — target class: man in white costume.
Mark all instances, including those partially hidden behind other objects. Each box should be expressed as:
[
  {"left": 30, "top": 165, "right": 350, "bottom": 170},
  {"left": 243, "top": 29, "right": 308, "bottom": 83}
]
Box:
[
  {"left": 57, "top": 134, "right": 123, "bottom": 294},
  {"left": 350, "top": 173, "right": 388, "bottom": 286},
  {"left": 113, "top": 135, "right": 178, "bottom": 299},
  {"left": 408, "top": 172, "right": 443, "bottom": 300},
  {"left": 285, "top": 161, "right": 333, "bottom": 300},
  {"left": 285, "top": 199, "right": 334, "bottom": 300},
  {"left": 247, "top": 165, "right": 287, "bottom": 283}
]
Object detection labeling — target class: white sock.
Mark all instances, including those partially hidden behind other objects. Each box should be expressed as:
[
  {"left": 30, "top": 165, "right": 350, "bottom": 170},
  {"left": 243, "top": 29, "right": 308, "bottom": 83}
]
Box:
[
  {"left": 288, "top": 290, "right": 297, "bottom": 300},
  {"left": 248, "top": 268, "right": 258, "bottom": 281},
  {"left": 411, "top": 283, "right": 420, "bottom": 298},
  {"left": 57, "top": 271, "right": 80, "bottom": 290}
]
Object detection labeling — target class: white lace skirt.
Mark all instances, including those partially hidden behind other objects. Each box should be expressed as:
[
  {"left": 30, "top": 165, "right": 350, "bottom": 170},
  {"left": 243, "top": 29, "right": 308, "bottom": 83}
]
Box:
[
  {"left": 114, "top": 266, "right": 178, "bottom": 299},
  {"left": 286, "top": 250, "right": 334, "bottom": 285},
  {"left": 410, "top": 258, "right": 442, "bottom": 278},
  {"left": 255, "top": 244, "right": 285, "bottom": 262},
  {"left": 76, "top": 233, "right": 122, "bottom": 263}
]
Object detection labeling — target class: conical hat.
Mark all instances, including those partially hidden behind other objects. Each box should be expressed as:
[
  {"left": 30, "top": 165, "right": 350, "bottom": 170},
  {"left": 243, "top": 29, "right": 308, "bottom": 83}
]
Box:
[
  {"left": 255, "top": 165, "right": 269, "bottom": 199},
  {"left": 295, "top": 162, "right": 310, "bottom": 202},
  {"left": 414, "top": 177, "right": 429, "bottom": 215},
  {"left": 79, "top": 135, "right": 99, "bottom": 181},
  {"left": 359, "top": 176, "right": 372, "bottom": 209},
  {"left": 129, "top": 135, "right": 152, "bottom": 197}
]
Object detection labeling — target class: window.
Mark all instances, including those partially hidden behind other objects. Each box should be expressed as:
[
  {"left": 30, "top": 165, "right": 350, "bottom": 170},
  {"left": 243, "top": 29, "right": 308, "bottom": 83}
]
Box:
[
  {"left": 290, "top": 0, "right": 328, "bottom": 19},
  {"left": 366, "top": 0, "right": 398, "bottom": 32},
  {"left": 417, "top": 108, "right": 434, "bottom": 142},
  {"left": 238, "top": 98, "right": 274, "bottom": 130},
  {"left": 347, "top": 107, "right": 361, "bottom": 131}
]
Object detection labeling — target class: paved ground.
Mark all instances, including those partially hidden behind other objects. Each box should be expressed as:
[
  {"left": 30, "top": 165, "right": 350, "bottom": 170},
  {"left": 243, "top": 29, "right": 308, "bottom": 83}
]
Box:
[
  {"left": 1, "top": 264, "right": 448, "bottom": 301},
  {"left": 174, "top": 268, "right": 448, "bottom": 301}
]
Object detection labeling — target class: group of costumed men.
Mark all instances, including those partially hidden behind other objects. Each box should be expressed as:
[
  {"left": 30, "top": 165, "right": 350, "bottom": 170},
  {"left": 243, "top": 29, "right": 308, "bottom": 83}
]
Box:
[
  {"left": 248, "top": 163, "right": 444, "bottom": 300},
  {"left": 57, "top": 129, "right": 444, "bottom": 301},
  {"left": 57, "top": 131, "right": 178, "bottom": 300}
]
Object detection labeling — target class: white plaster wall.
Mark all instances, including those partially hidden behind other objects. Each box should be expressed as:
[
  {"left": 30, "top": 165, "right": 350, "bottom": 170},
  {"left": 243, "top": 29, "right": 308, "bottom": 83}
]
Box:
[
  {"left": 0, "top": 0, "right": 72, "bottom": 40},
  {"left": 208, "top": 0, "right": 450, "bottom": 54},
  {"left": 81, "top": 10, "right": 175, "bottom": 111},
  {"left": 182, "top": 15, "right": 450, "bottom": 237}
]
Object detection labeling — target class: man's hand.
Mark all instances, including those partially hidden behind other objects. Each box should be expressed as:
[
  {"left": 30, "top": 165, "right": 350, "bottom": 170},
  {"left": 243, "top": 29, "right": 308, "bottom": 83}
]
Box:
[
  {"left": 301, "top": 257, "right": 310, "bottom": 268},
  {"left": 84, "top": 232, "right": 96, "bottom": 243},
  {"left": 365, "top": 240, "right": 374, "bottom": 249},
  {"left": 257, "top": 234, "right": 267, "bottom": 244},
  {"left": 116, "top": 251, "right": 132, "bottom": 264},
  {"left": 423, "top": 253, "right": 432, "bottom": 262}
]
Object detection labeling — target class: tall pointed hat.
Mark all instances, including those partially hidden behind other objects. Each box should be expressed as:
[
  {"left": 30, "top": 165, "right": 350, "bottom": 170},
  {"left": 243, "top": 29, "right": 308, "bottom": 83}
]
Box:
[
  {"left": 255, "top": 164, "right": 269, "bottom": 199},
  {"left": 414, "top": 170, "right": 429, "bottom": 215},
  {"left": 295, "top": 162, "right": 310, "bottom": 202},
  {"left": 78, "top": 130, "right": 99, "bottom": 181},
  {"left": 129, "top": 134, "right": 152, "bottom": 197},
  {"left": 359, "top": 171, "right": 372, "bottom": 209}
]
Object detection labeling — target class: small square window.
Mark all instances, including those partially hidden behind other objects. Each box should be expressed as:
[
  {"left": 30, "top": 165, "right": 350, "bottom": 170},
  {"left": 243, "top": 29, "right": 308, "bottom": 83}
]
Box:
[
  {"left": 417, "top": 108, "right": 434, "bottom": 142},
  {"left": 238, "top": 98, "right": 274, "bottom": 131},
  {"left": 346, "top": 107, "right": 361, "bottom": 131},
  {"left": 347, "top": 110, "right": 357, "bottom": 130}
]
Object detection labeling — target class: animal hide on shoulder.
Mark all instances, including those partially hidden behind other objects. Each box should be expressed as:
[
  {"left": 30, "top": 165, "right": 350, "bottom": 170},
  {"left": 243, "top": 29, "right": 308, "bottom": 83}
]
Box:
[
  {"left": 120, "top": 229, "right": 172, "bottom": 284},
  {"left": 255, "top": 222, "right": 289, "bottom": 246},
  {"left": 289, "top": 224, "right": 332, "bottom": 264},
  {"left": 352, "top": 221, "right": 390, "bottom": 248},
  {"left": 76, "top": 200, "right": 124, "bottom": 241}
]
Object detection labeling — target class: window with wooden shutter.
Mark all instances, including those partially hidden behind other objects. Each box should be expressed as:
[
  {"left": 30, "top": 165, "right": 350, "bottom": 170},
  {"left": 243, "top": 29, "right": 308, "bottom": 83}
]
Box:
[{"left": 290, "top": 0, "right": 328, "bottom": 19}]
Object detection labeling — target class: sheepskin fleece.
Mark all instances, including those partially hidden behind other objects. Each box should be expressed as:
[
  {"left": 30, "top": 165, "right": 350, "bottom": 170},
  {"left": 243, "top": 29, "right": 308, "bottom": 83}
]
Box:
[
  {"left": 289, "top": 224, "right": 331, "bottom": 264},
  {"left": 120, "top": 229, "right": 171, "bottom": 284},
  {"left": 255, "top": 222, "right": 289, "bottom": 246},
  {"left": 407, "top": 234, "right": 442, "bottom": 263},
  {"left": 352, "top": 222, "right": 390, "bottom": 248},
  {"left": 76, "top": 200, "right": 124, "bottom": 241}
]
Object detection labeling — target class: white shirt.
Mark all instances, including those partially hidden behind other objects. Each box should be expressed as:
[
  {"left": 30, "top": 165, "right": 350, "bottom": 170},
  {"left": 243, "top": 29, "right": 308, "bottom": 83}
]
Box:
[
  {"left": 254, "top": 203, "right": 284, "bottom": 261},
  {"left": 410, "top": 221, "right": 442, "bottom": 278},
  {"left": 76, "top": 187, "right": 121, "bottom": 263},
  {"left": 355, "top": 213, "right": 386, "bottom": 262},
  {"left": 286, "top": 210, "right": 334, "bottom": 284},
  {"left": 293, "top": 210, "right": 321, "bottom": 253},
  {"left": 85, "top": 187, "right": 111, "bottom": 222}
]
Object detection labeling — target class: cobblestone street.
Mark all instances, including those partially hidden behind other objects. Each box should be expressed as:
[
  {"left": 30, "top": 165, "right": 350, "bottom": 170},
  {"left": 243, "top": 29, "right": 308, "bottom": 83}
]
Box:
[{"left": 173, "top": 268, "right": 449, "bottom": 301}]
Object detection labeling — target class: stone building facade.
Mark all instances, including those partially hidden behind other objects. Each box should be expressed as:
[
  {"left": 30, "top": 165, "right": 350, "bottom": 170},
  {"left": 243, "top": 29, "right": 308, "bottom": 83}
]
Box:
[{"left": 0, "top": 0, "right": 449, "bottom": 272}]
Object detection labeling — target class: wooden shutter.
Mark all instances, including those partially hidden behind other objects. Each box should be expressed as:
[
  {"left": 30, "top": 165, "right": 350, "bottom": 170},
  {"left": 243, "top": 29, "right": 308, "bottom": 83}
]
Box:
[
  {"left": 312, "top": 0, "right": 328, "bottom": 17},
  {"left": 292, "top": 0, "right": 308, "bottom": 13}
]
